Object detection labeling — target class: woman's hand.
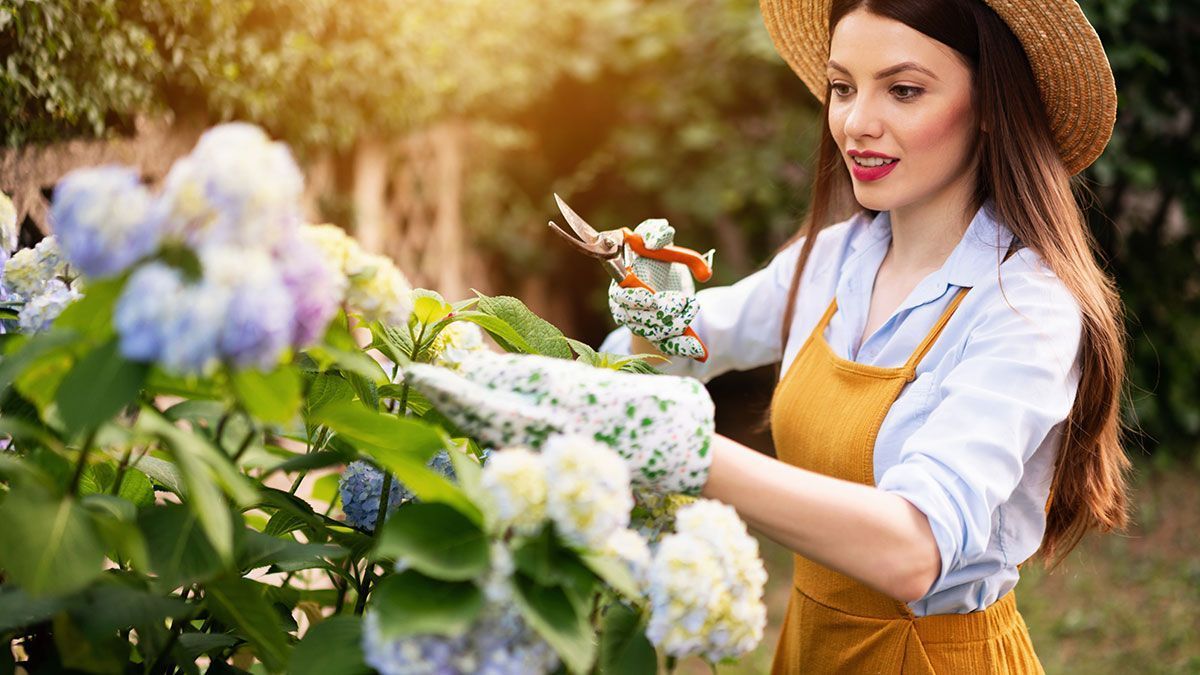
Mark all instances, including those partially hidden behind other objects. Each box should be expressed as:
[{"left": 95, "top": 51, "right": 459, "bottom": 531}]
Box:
[
  {"left": 401, "top": 351, "right": 714, "bottom": 495},
  {"left": 606, "top": 219, "right": 708, "bottom": 360}
]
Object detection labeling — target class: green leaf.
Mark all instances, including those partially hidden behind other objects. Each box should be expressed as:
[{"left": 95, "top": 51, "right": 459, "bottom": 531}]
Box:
[
  {"left": 0, "top": 585, "right": 69, "bottom": 632},
  {"left": 599, "top": 602, "right": 657, "bottom": 675},
  {"left": 580, "top": 550, "right": 642, "bottom": 601},
  {"left": 131, "top": 455, "right": 183, "bottom": 494},
  {"left": 0, "top": 486, "right": 105, "bottom": 596},
  {"left": 264, "top": 449, "right": 355, "bottom": 477},
  {"left": 137, "top": 409, "right": 257, "bottom": 562},
  {"left": 82, "top": 494, "right": 151, "bottom": 571},
  {"left": 0, "top": 331, "right": 81, "bottom": 394},
  {"left": 231, "top": 365, "right": 302, "bottom": 424},
  {"left": 475, "top": 293, "right": 573, "bottom": 358},
  {"left": 70, "top": 584, "right": 190, "bottom": 638},
  {"left": 370, "top": 570, "right": 484, "bottom": 638},
  {"left": 54, "top": 612, "right": 130, "bottom": 674},
  {"left": 445, "top": 311, "right": 533, "bottom": 354},
  {"left": 313, "top": 403, "right": 443, "bottom": 459},
  {"left": 411, "top": 291, "right": 453, "bottom": 325},
  {"left": 204, "top": 577, "right": 292, "bottom": 672},
  {"left": 305, "top": 372, "right": 355, "bottom": 418},
  {"left": 314, "top": 403, "right": 481, "bottom": 518},
  {"left": 238, "top": 530, "right": 346, "bottom": 571},
  {"left": 512, "top": 529, "right": 598, "bottom": 610},
  {"left": 289, "top": 616, "right": 370, "bottom": 675},
  {"left": 375, "top": 502, "right": 490, "bottom": 581},
  {"left": 52, "top": 276, "right": 123, "bottom": 337},
  {"left": 513, "top": 573, "right": 598, "bottom": 674},
  {"left": 139, "top": 504, "right": 227, "bottom": 587},
  {"left": 176, "top": 633, "right": 241, "bottom": 661},
  {"left": 55, "top": 338, "right": 149, "bottom": 435},
  {"left": 566, "top": 337, "right": 601, "bottom": 365}
]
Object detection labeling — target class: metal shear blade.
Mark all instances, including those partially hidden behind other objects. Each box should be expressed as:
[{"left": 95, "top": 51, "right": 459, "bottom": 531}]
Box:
[{"left": 548, "top": 193, "right": 621, "bottom": 259}]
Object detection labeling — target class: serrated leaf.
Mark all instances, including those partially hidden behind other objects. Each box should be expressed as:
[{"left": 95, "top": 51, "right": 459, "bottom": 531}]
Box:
[{"left": 475, "top": 294, "right": 573, "bottom": 358}]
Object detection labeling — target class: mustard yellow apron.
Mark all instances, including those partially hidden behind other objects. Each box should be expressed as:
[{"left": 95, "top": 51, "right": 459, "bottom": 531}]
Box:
[{"left": 769, "top": 276, "right": 1044, "bottom": 673}]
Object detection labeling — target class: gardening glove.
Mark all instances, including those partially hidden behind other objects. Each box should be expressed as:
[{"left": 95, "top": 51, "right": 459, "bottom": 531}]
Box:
[
  {"left": 402, "top": 351, "right": 714, "bottom": 495},
  {"left": 607, "top": 219, "right": 707, "bottom": 360}
]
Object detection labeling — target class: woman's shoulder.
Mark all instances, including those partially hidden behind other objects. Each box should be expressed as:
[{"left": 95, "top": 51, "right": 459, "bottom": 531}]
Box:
[
  {"left": 768, "top": 212, "right": 868, "bottom": 288},
  {"left": 961, "top": 243, "right": 1084, "bottom": 368}
]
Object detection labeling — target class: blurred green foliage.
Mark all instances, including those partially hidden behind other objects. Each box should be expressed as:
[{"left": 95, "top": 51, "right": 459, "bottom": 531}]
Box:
[{"left": 0, "top": 0, "right": 1196, "bottom": 458}]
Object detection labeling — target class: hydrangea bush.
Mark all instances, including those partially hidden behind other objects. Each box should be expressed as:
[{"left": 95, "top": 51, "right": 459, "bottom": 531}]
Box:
[{"left": 0, "top": 123, "right": 765, "bottom": 674}]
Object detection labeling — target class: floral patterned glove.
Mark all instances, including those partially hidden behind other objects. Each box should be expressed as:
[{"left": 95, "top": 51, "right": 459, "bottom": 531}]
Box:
[
  {"left": 607, "top": 219, "right": 708, "bottom": 360},
  {"left": 401, "top": 351, "right": 714, "bottom": 495}
]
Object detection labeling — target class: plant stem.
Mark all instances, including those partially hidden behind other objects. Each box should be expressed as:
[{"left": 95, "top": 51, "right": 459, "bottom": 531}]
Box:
[
  {"left": 110, "top": 445, "right": 135, "bottom": 496},
  {"left": 232, "top": 427, "right": 256, "bottom": 463},
  {"left": 68, "top": 429, "right": 99, "bottom": 496}
]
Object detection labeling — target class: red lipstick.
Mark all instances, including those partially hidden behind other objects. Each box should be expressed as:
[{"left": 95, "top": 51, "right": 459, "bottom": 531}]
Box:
[{"left": 847, "top": 149, "right": 899, "bottom": 182}]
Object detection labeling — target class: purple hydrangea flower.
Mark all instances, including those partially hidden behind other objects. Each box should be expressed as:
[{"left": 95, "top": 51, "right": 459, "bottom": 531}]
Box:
[
  {"left": 275, "top": 235, "right": 345, "bottom": 348},
  {"left": 50, "top": 166, "right": 160, "bottom": 279}
]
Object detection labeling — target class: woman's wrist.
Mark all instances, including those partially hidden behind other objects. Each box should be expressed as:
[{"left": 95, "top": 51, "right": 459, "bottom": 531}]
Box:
[{"left": 630, "top": 333, "right": 663, "bottom": 356}]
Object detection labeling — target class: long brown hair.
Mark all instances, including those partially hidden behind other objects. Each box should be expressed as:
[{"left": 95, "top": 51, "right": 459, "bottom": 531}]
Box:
[{"left": 770, "top": 0, "right": 1131, "bottom": 565}]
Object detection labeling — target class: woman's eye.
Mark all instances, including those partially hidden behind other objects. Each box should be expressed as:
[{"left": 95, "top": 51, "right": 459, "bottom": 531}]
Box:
[
  {"left": 891, "top": 85, "right": 924, "bottom": 100},
  {"left": 830, "top": 83, "right": 853, "bottom": 98}
]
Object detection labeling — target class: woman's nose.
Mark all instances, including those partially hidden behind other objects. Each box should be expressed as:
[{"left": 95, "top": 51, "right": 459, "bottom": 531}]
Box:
[{"left": 842, "top": 96, "right": 885, "bottom": 140}]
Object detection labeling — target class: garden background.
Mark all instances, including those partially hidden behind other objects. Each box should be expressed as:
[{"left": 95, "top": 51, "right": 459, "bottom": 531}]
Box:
[{"left": 1, "top": 0, "right": 1197, "bottom": 672}]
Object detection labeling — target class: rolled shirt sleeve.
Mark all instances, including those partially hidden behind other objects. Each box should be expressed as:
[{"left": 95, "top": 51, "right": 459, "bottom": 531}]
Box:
[
  {"left": 598, "top": 236, "right": 808, "bottom": 382},
  {"left": 876, "top": 264, "right": 1085, "bottom": 600}
]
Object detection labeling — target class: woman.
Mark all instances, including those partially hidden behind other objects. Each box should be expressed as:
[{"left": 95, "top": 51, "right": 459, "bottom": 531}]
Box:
[{"left": 405, "top": 0, "right": 1131, "bottom": 671}]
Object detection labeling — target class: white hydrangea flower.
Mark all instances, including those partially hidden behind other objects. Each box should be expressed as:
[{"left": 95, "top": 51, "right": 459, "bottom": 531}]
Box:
[
  {"left": 156, "top": 123, "right": 303, "bottom": 250},
  {"left": 431, "top": 321, "right": 486, "bottom": 369},
  {"left": 2, "top": 248, "right": 45, "bottom": 300},
  {"left": 17, "top": 280, "right": 80, "bottom": 333},
  {"left": 346, "top": 251, "right": 414, "bottom": 326},
  {"left": 480, "top": 447, "right": 548, "bottom": 535},
  {"left": 301, "top": 223, "right": 413, "bottom": 326},
  {"left": 602, "top": 527, "right": 652, "bottom": 591},
  {"left": 49, "top": 165, "right": 160, "bottom": 278},
  {"left": 542, "top": 435, "right": 633, "bottom": 550},
  {"left": 0, "top": 190, "right": 17, "bottom": 254},
  {"left": 644, "top": 499, "right": 767, "bottom": 662},
  {"left": 3, "top": 237, "right": 67, "bottom": 301}
]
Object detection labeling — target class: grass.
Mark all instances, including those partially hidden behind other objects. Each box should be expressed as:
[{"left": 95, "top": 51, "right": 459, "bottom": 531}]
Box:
[{"left": 680, "top": 461, "right": 1200, "bottom": 674}]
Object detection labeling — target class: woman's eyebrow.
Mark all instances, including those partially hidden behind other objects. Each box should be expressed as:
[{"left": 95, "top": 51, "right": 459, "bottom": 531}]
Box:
[{"left": 826, "top": 60, "right": 940, "bottom": 81}]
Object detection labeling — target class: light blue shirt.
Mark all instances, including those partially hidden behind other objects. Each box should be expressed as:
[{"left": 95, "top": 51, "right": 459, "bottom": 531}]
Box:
[{"left": 599, "top": 204, "right": 1084, "bottom": 616}]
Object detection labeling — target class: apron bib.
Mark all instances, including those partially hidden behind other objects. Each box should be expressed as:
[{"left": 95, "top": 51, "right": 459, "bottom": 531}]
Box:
[{"left": 768, "top": 256, "right": 1044, "bottom": 673}]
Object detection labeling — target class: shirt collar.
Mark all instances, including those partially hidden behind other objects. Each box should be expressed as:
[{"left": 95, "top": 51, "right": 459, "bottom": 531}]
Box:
[{"left": 848, "top": 201, "right": 1017, "bottom": 290}]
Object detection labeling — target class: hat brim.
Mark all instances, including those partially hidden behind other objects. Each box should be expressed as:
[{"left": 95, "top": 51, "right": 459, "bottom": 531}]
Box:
[{"left": 759, "top": 0, "right": 1117, "bottom": 175}]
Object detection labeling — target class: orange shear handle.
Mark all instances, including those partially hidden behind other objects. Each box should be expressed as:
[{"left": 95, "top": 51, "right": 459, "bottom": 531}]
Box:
[
  {"left": 617, "top": 271, "right": 709, "bottom": 363},
  {"left": 621, "top": 229, "right": 714, "bottom": 283}
]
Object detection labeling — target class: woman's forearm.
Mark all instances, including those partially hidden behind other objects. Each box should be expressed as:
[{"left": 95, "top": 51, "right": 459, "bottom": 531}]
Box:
[{"left": 700, "top": 433, "right": 942, "bottom": 603}]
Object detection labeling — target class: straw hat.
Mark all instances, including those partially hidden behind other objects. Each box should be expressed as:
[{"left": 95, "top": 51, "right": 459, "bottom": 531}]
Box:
[{"left": 759, "top": 0, "right": 1117, "bottom": 175}]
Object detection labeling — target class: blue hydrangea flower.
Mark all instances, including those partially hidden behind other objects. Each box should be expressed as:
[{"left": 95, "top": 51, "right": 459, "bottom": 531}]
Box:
[
  {"left": 50, "top": 166, "right": 160, "bottom": 279},
  {"left": 339, "top": 451, "right": 459, "bottom": 531},
  {"left": 339, "top": 461, "right": 407, "bottom": 532},
  {"left": 200, "top": 247, "right": 295, "bottom": 370},
  {"left": 362, "top": 602, "right": 559, "bottom": 675},
  {"left": 114, "top": 263, "right": 186, "bottom": 362},
  {"left": 158, "top": 284, "right": 226, "bottom": 375}
]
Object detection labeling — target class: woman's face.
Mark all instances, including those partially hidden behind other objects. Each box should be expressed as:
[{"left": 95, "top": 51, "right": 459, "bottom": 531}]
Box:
[{"left": 826, "top": 9, "right": 979, "bottom": 214}]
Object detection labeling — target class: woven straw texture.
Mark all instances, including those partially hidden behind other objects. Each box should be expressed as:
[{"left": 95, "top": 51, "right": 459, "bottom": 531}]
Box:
[{"left": 759, "top": 0, "right": 1117, "bottom": 175}]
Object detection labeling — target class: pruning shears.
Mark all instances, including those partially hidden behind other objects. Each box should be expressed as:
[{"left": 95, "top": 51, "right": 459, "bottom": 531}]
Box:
[{"left": 548, "top": 193, "right": 713, "bottom": 362}]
